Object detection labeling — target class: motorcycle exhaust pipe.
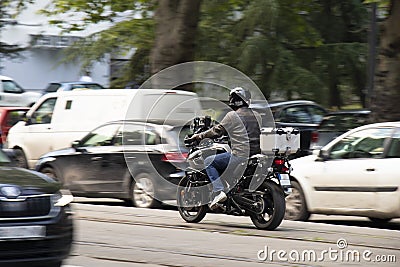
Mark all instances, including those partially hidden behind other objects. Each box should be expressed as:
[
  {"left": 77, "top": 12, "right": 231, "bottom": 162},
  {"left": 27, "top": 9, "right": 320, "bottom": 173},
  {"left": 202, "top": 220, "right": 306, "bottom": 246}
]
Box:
[{"left": 232, "top": 195, "right": 258, "bottom": 210}]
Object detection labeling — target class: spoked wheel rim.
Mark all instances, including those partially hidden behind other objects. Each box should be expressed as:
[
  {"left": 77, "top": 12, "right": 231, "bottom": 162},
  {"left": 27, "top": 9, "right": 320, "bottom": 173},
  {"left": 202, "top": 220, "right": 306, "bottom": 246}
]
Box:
[
  {"left": 253, "top": 195, "right": 274, "bottom": 224},
  {"left": 133, "top": 176, "right": 155, "bottom": 208},
  {"left": 178, "top": 187, "right": 204, "bottom": 218},
  {"left": 284, "top": 186, "right": 303, "bottom": 220},
  {"left": 250, "top": 182, "right": 286, "bottom": 230},
  {"left": 177, "top": 176, "right": 208, "bottom": 223}
]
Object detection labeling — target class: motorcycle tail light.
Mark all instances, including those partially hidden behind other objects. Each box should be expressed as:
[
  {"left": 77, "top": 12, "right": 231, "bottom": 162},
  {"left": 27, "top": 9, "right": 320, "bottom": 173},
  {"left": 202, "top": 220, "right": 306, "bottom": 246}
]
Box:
[
  {"left": 274, "top": 159, "right": 285, "bottom": 166},
  {"left": 162, "top": 152, "right": 188, "bottom": 163},
  {"left": 273, "top": 158, "right": 289, "bottom": 173}
]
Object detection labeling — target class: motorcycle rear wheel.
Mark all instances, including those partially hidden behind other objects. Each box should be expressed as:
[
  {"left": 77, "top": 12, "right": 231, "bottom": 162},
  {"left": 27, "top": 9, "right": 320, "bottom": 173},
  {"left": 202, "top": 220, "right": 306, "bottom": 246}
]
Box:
[
  {"left": 177, "top": 176, "right": 208, "bottom": 223},
  {"left": 250, "top": 181, "right": 286, "bottom": 230}
]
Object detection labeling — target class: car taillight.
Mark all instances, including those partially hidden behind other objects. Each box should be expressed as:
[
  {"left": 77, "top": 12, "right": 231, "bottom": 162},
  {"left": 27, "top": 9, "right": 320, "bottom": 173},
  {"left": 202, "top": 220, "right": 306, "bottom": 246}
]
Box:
[
  {"left": 161, "top": 152, "right": 188, "bottom": 163},
  {"left": 311, "top": 131, "right": 319, "bottom": 143}
]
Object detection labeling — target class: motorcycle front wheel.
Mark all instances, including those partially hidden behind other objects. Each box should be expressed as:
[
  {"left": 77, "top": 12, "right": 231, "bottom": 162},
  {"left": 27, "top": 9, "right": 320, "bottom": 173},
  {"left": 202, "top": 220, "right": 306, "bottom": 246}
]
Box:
[
  {"left": 177, "top": 175, "right": 208, "bottom": 223},
  {"left": 250, "top": 181, "right": 286, "bottom": 230}
]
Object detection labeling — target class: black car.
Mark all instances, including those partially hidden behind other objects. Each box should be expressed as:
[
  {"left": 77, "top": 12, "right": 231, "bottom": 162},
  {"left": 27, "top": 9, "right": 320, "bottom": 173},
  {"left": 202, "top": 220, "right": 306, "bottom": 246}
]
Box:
[
  {"left": 250, "top": 100, "right": 328, "bottom": 156},
  {"left": 35, "top": 120, "right": 191, "bottom": 208},
  {"left": 0, "top": 150, "right": 73, "bottom": 267},
  {"left": 310, "top": 109, "right": 371, "bottom": 150}
]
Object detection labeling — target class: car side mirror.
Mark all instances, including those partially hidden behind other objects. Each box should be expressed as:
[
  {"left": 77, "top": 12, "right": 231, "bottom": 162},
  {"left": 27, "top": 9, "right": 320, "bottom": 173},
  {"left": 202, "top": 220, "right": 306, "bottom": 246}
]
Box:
[
  {"left": 23, "top": 113, "right": 32, "bottom": 125},
  {"left": 317, "top": 149, "right": 329, "bottom": 161},
  {"left": 71, "top": 140, "right": 81, "bottom": 150}
]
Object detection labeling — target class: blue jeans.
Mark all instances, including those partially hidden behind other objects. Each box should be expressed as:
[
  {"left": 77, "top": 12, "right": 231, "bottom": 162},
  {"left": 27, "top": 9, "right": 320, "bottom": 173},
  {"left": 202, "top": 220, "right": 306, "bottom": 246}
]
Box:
[{"left": 204, "top": 152, "right": 246, "bottom": 193}]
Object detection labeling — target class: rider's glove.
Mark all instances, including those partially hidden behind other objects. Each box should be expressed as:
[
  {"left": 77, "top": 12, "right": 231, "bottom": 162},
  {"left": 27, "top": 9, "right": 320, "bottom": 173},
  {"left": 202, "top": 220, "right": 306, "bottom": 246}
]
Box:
[{"left": 185, "top": 133, "right": 202, "bottom": 144}]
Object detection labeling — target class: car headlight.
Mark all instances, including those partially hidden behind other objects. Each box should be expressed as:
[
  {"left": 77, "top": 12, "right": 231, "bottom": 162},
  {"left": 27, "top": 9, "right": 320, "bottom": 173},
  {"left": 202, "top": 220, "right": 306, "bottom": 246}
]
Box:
[{"left": 52, "top": 189, "right": 74, "bottom": 207}]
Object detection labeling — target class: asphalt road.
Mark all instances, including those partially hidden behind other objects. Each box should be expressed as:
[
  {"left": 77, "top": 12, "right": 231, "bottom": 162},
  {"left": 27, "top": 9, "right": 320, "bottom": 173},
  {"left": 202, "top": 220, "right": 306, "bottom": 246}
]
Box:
[{"left": 63, "top": 198, "right": 400, "bottom": 267}]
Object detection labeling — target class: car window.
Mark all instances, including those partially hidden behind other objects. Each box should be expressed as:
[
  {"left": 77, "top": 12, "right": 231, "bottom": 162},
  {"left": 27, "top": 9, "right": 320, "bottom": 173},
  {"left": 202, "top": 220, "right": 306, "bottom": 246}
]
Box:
[
  {"left": 306, "top": 106, "right": 326, "bottom": 124},
  {"left": 30, "top": 98, "right": 57, "bottom": 124},
  {"left": 387, "top": 128, "right": 400, "bottom": 158},
  {"left": 81, "top": 124, "right": 120, "bottom": 147},
  {"left": 280, "top": 106, "right": 312, "bottom": 123},
  {"left": 120, "top": 124, "right": 145, "bottom": 145},
  {"left": 45, "top": 83, "right": 61, "bottom": 93},
  {"left": 71, "top": 84, "right": 88, "bottom": 90},
  {"left": 86, "top": 84, "right": 104, "bottom": 89},
  {"left": 2, "top": 80, "right": 23, "bottom": 93},
  {"left": 329, "top": 127, "right": 393, "bottom": 159},
  {"left": 170, "top": 125, "right": 191, "bottom": 148},
  {"left": 144, "top": 129, "right": 159, "bottom": 145},
  {"left": 319, "top": 113, "right": 369, "bottom": 132},
  {"left": 70, "top": 83, "right": 104, "bottom": 91}
]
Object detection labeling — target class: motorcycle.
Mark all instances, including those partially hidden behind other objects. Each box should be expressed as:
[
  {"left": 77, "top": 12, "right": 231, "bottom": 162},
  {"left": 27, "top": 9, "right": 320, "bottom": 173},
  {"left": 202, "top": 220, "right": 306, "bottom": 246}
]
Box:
[{"left": 177, "top": 116, "right": 292, "bottom": 230}]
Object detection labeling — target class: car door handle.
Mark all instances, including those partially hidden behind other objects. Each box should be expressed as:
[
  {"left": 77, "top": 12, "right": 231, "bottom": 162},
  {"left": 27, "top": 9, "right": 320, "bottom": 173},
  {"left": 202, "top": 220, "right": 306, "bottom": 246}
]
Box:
[
  {"left": 366, "top": 168, "right": 375, "bottom": 172},
  {"left": 91, "top": 156, "right": 103, "bottom": 161}
]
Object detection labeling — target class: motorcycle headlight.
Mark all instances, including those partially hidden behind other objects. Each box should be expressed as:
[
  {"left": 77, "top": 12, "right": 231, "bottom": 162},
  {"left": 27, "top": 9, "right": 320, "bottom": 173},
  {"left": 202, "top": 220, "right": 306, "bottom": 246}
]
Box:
[{"left": 52, "top": 189, "right": 74, "bottom": 207}]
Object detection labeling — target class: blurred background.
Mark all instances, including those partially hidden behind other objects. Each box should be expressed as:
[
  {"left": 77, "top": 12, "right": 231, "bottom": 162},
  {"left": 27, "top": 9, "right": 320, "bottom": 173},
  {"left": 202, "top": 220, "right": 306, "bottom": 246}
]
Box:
[{"left": 1, "top": 0, "right": 399, "bottom": 121}]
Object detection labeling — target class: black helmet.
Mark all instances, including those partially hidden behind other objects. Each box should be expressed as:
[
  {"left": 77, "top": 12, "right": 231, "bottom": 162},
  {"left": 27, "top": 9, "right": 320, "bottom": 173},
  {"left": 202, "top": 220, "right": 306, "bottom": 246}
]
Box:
[{"left": 229, "top": 87, "right": 251, "bottom": 108}]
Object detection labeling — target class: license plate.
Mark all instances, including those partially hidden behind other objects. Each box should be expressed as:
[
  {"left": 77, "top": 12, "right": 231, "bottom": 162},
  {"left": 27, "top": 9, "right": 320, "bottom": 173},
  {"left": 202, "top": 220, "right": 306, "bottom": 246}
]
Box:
[
  {"left": 278, "top": 173, "right": 291, "bottom": 186},
  {"left": 0, "top": 226, "right": 46, "bottom": 240}
]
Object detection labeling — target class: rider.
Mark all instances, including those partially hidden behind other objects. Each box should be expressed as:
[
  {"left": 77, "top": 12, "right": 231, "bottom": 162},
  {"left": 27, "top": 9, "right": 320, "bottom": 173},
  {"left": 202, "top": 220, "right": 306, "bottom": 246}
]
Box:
[{"left": 188, "top": 87, "right": 261, "bottom": 209}]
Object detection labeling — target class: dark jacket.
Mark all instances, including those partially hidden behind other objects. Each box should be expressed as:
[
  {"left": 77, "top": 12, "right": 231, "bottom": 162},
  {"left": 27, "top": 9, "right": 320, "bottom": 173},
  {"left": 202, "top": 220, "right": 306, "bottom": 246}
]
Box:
[{"left": 199, "top": 107, "right": 261, "bottom": 157}]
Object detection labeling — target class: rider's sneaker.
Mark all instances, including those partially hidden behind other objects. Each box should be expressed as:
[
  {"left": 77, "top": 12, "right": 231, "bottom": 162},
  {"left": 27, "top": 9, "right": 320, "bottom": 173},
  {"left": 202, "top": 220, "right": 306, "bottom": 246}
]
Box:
[{"left": 209, "top": 191, "right": 227, "bottom": 210}]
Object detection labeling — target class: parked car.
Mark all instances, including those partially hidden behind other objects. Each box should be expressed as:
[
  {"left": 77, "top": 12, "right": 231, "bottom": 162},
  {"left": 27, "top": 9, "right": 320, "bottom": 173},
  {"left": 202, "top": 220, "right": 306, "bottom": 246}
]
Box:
[
  {"left": 0, "top": 75, "right": 42, "bottom": 107},
  {"left": 0, "top": 149, "right": 73, "bottom": 266},
  {"left": 43, "top": 81, "right": 105, "bottom": 94},
  {"left": 35, "top": 120, "right": 191, "bottom": 208},
  {"left": 251, "top": 100, "right": 328, "bottom": 157},
  {"left": 310, "top": 110, "right": 371, "bottom": 150},
  {"left": 8, "top": 89, "right": 201, "bottom": 169},
  {"left": 285, "top": 121, "right": 400, "bottom": 223},
  {"left": 0, "top": 107, "right": 29, "bottom": 147}
]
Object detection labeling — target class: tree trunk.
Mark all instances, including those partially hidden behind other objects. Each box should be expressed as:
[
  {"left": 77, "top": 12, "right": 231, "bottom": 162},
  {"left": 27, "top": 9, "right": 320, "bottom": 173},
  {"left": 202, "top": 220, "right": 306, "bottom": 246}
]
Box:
[
  {"left": 150, "top": 0, "right": 202, "bottom": 76},
  {"left": 370, "top": 0, "right": 400, "bottom": 122}
]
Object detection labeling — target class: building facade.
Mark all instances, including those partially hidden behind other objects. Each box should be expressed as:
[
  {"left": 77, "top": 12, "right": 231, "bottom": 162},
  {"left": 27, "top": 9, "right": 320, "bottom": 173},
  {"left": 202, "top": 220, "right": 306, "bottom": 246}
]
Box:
[{"left": 0, "top": 1, "right": 111, "bottom": 89}]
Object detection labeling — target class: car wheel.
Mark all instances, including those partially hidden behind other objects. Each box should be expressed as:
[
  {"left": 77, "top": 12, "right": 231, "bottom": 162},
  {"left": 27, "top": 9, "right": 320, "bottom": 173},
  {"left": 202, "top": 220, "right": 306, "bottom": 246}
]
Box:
[
  {"left": 40, "top": 166, "right": 59, "bottom": 181},
  {"left": 131, "top": 173, "right": 160, "bottom": 208},
  {"left": 368, "top": 217, "right": 392, "bottom": 224},
  {"left": 14, "top": 148, "right": 28, "bottom": 169},
  {"left": 284, "top": 180, "right": 310, "bottom": 221}
]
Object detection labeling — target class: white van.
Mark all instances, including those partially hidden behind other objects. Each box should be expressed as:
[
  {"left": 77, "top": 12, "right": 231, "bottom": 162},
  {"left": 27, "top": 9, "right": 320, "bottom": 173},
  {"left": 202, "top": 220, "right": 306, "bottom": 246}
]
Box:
[{"left": 6, "top": 89, "right": 202, "bottom": 168}]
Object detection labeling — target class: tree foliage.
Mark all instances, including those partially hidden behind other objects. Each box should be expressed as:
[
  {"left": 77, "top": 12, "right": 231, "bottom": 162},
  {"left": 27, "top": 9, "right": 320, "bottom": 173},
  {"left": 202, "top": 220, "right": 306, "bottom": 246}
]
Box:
[
  {"left": 367, "top": 0, "right": 400, "bottom": 122},
  {"left": 34, "top": 0, "right": 373, "bottom": 108}
]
